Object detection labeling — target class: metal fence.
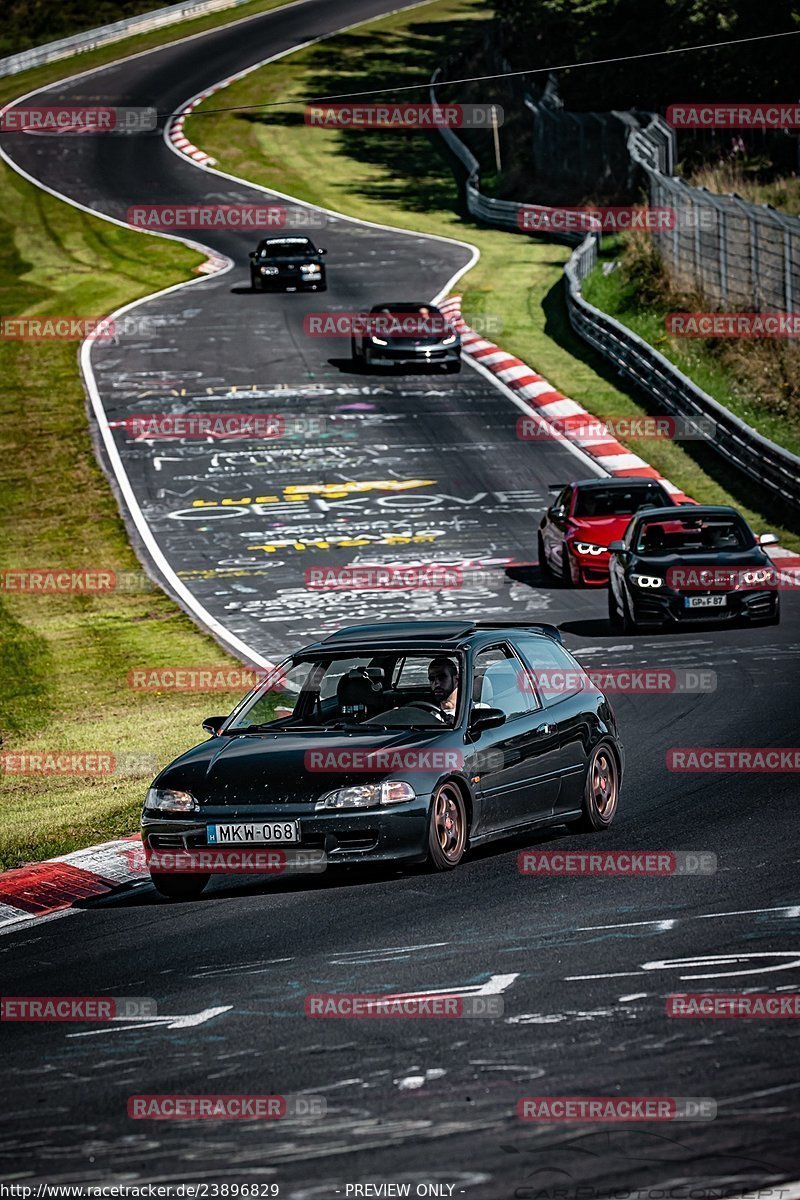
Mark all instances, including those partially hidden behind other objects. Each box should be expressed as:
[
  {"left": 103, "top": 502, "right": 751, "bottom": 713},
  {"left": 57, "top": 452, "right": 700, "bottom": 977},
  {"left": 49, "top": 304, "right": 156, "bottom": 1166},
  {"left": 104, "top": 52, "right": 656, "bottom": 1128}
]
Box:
[
  {"left": 0, "top": 0, "right": 255, "bottom": 78},
  {"left": 429, "top": 68, "right": 584, "bottom": 245},
  {"left": 566, "top": 235, "right": 800, "bottom": 512},
  {"left": 430, "top": 67, "right": 800, "bottom": 512},
  {"left": 525, "top": 77, "right": 640, "bottom": 201},
  {"left": 630, "top": 117, "right": 800, "bottom": 310}
]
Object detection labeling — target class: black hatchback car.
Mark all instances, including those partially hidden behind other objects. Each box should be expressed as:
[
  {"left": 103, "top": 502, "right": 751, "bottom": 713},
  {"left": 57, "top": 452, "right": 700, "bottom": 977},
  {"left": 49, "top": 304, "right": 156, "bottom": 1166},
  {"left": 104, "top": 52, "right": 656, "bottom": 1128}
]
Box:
[
  {"left": 249, "top": 236, "right": 326, "bottom": 291},
  {"left": 608, "top": 505, "right": 780, "bottom": 631},
  {"left": 142, "top": 620, "right": 624, "bottom": 898}
]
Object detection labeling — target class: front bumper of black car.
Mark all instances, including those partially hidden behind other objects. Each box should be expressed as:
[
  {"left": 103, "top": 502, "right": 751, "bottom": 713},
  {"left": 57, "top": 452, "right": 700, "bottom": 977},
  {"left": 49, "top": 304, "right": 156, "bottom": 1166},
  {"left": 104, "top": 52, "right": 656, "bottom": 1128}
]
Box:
[
  {"left": 141, "top": 794, "right": 433, "bottom": 868},
  {"left": 253, "top": 267, "right": 325, "bottom": 290},
  {"left": 629, "top": 585, "right": 778, "bottom": 624}
]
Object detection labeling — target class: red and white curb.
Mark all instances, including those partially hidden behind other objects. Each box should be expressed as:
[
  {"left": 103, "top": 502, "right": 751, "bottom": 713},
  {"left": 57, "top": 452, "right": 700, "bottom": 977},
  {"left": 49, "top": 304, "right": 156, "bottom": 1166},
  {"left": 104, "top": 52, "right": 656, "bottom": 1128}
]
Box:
[
  {"left": 440, "top": 294, "right": 693, "bottom": 502},
  {"left": 0, "top": 836, "right": 146, "bottom": 930},
  {"left": 167, "top": 91, "right": 218, "bottom": 166}
]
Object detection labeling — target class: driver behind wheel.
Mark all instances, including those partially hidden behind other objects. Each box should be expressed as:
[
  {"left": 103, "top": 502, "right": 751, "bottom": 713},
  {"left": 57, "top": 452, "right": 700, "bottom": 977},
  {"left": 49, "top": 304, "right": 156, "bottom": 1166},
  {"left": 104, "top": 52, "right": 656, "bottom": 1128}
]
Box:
[{"left": 427, "top": 656, "right": 459, "bottom": 721}]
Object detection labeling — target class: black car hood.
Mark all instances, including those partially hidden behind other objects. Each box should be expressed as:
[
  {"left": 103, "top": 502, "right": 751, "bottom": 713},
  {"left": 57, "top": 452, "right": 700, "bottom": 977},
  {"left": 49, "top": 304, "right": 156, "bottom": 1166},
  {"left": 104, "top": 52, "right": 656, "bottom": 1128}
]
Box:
[
  {"left": 629, "top": 547, "right": 770, "bottom": 581},
  {"left": 155, "top": 727, "right": 451, "bottom": 806}
]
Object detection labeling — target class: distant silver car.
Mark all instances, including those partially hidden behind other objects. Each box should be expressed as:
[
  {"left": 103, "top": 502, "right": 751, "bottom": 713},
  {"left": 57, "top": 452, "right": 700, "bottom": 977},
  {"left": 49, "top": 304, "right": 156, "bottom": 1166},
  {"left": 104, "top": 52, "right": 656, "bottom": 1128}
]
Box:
[{"left": 351, "top": 302, "right": 461, "bottom": 373}]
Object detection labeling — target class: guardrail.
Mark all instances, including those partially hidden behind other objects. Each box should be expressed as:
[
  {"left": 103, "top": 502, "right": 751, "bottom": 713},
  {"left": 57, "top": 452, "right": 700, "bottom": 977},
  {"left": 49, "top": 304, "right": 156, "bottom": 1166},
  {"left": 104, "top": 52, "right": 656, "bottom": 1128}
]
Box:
[
  {"left": 0, "top": 0, "right": 254, "bottom": 78},
  {"left": 430, "top": 66, "right": 800, "bottom": 514},
  {"left": 565, "top": 235, "right": 800, "bottom": 513},
  {"left": 430, "top": 68, "right": 583, "bottom": 245}
]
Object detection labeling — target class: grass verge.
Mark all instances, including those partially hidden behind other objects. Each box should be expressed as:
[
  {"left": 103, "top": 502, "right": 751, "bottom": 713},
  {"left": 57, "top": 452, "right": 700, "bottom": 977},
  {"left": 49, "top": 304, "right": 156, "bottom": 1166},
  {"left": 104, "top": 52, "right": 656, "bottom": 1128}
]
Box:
[
  {"left": 186, "top": 0, "right": 800, "bottom": 549},
  {"left": 0, "top": 0, "right": 301, "bottom": 870},
  {"left": 582, "top": 232, "right": 800, "bottom": 459}
]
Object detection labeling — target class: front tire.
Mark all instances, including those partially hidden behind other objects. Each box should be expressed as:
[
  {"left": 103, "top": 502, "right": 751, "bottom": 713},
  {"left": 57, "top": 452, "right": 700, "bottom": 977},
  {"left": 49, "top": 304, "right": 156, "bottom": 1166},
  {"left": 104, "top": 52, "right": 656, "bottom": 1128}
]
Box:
[
  {"left": 150, "top": 871, "right": 209, "bottom": 900},
  {"left": 444, "top": 360, "right": 461, "bottom": 374},
  {"left": 567, "top": 743, "right": 620, "bottom": 832},
  {"left": 608, "top": 585, "right": 623, "bottom": 630},
  {"left": 426, "top": 782, "right": 468, "bottom": 870},
  {"left": 538, "top": 533, "right": 552, "bottom": 578}
]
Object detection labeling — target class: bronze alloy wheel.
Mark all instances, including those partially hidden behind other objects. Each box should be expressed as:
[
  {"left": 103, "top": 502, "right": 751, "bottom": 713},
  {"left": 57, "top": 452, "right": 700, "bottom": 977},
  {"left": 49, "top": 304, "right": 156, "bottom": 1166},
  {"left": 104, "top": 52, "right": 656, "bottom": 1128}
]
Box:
[
  {"left": 568, "top": 742, "right": 620, "bottom": 832},
  {"left": 428, "top": 782, "right": 467, "bottom": 870},
  {"left": 592, "top": 746, "right": 618, "bottom": 821}
]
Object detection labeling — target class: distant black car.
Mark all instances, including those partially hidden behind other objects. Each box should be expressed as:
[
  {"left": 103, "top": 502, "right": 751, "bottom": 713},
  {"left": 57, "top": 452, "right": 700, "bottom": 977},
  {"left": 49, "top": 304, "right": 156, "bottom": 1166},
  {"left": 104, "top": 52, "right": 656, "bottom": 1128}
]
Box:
[
  {"left": 249, "top": 236, "right": 326, "bottom": 291},
  {"left": 351, "top": 302, "right": 460, "bottom": 372},
  {"left": 608, "top": 505, "right": 780, "bottom": 632},
  {"left": 142, "top": 620, "right": 623, "bottom": 898}
]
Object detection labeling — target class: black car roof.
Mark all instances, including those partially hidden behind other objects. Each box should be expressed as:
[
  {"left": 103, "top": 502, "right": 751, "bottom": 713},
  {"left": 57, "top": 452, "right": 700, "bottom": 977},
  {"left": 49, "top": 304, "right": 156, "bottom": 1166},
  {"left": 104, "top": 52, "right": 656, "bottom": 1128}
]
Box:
[
  {"left": 553, "top": 478, "right": 672, "bottom": 491},
  {"left": 304, "top": 619, "right": 563, "bottom": 651},
  {"left": 258, "top": 237, "right": 314, "bottom": 245}
]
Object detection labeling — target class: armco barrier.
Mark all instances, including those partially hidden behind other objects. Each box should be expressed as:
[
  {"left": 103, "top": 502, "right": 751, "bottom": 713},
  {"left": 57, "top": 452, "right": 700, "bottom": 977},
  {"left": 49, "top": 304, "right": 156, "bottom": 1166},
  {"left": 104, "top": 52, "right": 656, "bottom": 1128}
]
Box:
[
  {"left": 565, "top": 235, "right": 800, "bottom": 513},
  {"left": 430, "top": 67, "right": 583, "bottom": 246},
  {"left": 430, "top": 69, "right": 800, "bottom": 514},
  {"left": 0, "top": 0, "right": 254, "bottom": 78}
]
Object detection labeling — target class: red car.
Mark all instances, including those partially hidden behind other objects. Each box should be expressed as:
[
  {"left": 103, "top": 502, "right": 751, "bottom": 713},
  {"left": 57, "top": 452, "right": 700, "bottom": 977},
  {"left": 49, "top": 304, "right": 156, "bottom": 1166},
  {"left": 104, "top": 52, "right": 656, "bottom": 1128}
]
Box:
[{"left": 538, "top": 478, "right": 677, "bottom": 587}]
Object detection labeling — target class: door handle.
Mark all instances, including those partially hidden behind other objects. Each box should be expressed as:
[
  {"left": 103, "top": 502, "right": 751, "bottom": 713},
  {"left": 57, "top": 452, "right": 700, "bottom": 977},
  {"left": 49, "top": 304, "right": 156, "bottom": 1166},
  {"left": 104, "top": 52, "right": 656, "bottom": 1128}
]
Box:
[{"left": 535, "top": 722, "right": 556, "bottom": 736}]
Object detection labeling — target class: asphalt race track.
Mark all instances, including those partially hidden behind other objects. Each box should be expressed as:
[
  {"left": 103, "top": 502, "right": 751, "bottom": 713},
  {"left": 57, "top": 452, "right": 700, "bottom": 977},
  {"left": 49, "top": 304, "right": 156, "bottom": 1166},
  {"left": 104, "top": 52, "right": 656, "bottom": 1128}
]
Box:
[{"left": 1, "top": 0, "right": 799, "bottom": 1192}]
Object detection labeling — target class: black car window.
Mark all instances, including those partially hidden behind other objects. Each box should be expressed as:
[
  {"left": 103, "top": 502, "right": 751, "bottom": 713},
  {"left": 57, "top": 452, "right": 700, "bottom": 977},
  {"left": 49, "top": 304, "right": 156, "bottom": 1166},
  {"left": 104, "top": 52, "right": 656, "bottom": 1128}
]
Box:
[
  {"left": 257, "top": 240, "right": 315, "bottom": 257},
  {"left": 634, "top": 515, "right": 754, "bottom": 555},
  {"left": 573, "top": 483, "right": 668, "bottom": 518},
  {"left": 514, "top": 635, "right": 588, "bottom": 703},
  {"left": 472, "top": 645, "right": 535, "bottom": 719}
]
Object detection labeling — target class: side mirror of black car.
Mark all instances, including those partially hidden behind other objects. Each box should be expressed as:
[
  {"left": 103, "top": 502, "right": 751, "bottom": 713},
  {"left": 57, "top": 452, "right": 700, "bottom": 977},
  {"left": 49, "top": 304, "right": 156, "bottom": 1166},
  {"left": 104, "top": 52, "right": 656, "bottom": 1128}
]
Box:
[
  {"left": 248, "top": 251, "right": 256, "bottom": 259},
  {"left": 608, "top": 540, "right": 626, "bottom": 553},
  {"left": 470, "top": 707, "right": 506, "bottom": 734},
  {"left": 202, "top": 715, "right": 228, "bottom": 737},
  {"left": 317, "top": 247, "right": 327, "bottom": 255}
]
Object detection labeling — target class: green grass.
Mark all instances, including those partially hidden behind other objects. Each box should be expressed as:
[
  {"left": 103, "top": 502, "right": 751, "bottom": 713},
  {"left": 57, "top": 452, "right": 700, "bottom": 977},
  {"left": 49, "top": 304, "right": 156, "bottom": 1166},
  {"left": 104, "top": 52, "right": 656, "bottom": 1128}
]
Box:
[
  {"left": 582, "top": 237, "right": 800, "bottom": 460},
  {"left": 185, "top": 0, "right": 800, "bottom": 549},
  {"left": 0, "top": 0, "right": 302, "bottom": 870}
]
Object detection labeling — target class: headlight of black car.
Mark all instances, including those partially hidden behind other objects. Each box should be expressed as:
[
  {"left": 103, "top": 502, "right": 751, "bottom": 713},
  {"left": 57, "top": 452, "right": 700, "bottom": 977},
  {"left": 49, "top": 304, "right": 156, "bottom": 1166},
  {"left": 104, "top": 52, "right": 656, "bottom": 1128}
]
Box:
[
  {"left": 145, "top": 787, "right": 199, "bottom": 813},
  {"left": 316, "top": 781, "right": 415, "bottom": 810}
]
